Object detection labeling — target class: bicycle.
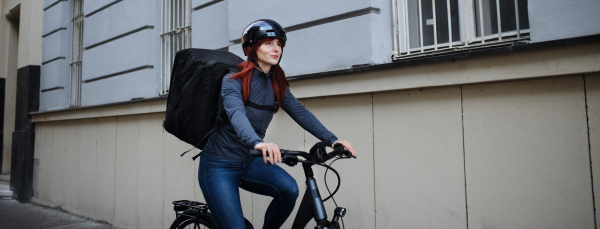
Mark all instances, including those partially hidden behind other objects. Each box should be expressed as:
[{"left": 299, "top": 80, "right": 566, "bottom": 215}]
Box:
[{"left": 169, "top": 142, "right": 355, "bottom": 229}]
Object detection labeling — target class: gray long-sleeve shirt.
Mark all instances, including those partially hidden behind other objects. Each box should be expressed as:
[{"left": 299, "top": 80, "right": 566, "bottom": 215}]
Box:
[{"left": 202, "top": 69, "right": 338, "bottom": 163}]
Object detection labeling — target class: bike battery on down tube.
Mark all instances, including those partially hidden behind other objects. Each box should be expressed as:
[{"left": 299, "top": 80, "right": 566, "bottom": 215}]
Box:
[{"left": 307, "top": 177, "right": 327, "bottom": 221}]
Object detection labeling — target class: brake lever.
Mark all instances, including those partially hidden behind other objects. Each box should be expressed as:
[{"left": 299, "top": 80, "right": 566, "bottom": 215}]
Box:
[
  {"left": 341, "top": 151, "right": 356, "bottom": 159},
  {"left": 332, "top": 143, "right": 356, "bottom": 159}
]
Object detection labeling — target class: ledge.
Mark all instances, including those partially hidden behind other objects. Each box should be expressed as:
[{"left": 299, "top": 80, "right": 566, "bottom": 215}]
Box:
[{"left": 31, "top": 96, "right": 167, "bottom": 122}]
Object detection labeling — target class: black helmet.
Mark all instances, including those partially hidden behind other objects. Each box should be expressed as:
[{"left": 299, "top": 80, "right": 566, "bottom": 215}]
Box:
[{"left": 241, "top": 19, "right": 287, "bottom": 56}]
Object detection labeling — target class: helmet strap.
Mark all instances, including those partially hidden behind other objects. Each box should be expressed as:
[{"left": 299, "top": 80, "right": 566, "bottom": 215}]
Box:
[{"left": 248, "top": 53, "right": 265, "bottom": 73}]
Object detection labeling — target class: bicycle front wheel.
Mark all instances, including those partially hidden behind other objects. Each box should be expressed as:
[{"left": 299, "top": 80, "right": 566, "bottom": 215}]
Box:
[{"left": 170, "top": 210, "right": 218, "bottom": 229}]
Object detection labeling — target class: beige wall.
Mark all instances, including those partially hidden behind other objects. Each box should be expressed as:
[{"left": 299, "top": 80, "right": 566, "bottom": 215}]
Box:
[
  {"left": 0, "top": 0, "right": 43, "bottom": 174},
  {"left": 3, "top": 0, "right": 42, "bottom": 69},
  {"left": 463, "top": 76, "right": 595, "bottom": 228},
  {"left": 16, "top": 0, "right": 42, "bottom": 69},
  {"left": 31, "top": 73, "right": 600, "bottom": 229},
  {"left": 1, "top": 0, "right": 19, "bottom": 174},
  {"left": 585, "top": 74, "right": 600, "bottom": 229},
  {"left": 374, "top": 86, "right": 466, "bottom": 228}
]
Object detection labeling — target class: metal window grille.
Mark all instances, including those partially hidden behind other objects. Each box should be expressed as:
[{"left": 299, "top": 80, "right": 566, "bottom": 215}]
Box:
[
  {"left": 393, "top": 0, "right": 529, "bottom": 60},
  {"left": 70, "top": 0, "right": 84, "bottom": 107},
  {"left": 161, "top": 0, "right": 192, "bottom": 95}
]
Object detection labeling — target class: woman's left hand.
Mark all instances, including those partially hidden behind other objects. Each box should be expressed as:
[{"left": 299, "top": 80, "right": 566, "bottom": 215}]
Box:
[{"left": 332, "top": 140, "right": 356, "bottom": 156}]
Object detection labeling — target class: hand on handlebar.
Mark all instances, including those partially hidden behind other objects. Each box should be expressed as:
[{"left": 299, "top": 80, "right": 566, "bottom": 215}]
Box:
[
  {"left": 254, "top": 142, "right": 281, "bottom": 164},
  {"left": 332, "top": 140, "right": 356, "bottom": 157}
]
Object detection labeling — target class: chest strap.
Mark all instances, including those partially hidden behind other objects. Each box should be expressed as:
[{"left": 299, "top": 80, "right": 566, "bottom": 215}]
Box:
[{"left": 245, "top": 100, "right": 277, "bottom": 113}]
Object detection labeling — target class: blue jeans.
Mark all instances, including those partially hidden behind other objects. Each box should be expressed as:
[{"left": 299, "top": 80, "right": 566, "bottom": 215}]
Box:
[{"left": 198, "top": 152, "right": 299, "bottom": 229}]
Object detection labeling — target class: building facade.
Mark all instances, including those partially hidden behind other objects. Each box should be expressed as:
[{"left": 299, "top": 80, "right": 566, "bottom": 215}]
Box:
[
  {"left": 31, "top": 0, "right": 600, "bottom": 228},
  {"left": 1, "top": 0, "right": 43, "bottom": 202}
]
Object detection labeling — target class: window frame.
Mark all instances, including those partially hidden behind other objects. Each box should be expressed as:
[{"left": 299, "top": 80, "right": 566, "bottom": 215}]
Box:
[
  {"left": 160, "top": 0, "right": 192, "bottom": 95},
  {"left": 69, "top": 0, "right": 84, "bottom": 107},
  {"left": 392, "top": 0, "right": 530, "bottom": 60}
]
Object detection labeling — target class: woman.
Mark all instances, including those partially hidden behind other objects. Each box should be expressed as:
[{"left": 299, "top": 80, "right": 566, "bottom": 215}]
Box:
[{"left": 198, "top": 19, "right": 356, "bottom": 229}]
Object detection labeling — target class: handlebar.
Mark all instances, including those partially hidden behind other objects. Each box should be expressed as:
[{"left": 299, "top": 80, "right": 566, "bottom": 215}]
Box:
[
  {"left": 250, "top": 149, "right": 316, "bottom": 161},
  {"left": 249, "top": 143, "right": 354, "bottom": 166}
]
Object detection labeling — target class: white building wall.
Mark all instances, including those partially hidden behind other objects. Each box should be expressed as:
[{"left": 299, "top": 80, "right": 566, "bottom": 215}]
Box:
[
  {"left": 38, "top": 0, "right": 600, "bottom": 110},
  {"left": 39, "top": 0, "right": 396, "bottom": 110},
  {"left": 40, "top": 0, "right": 158, "bottom": 110},
  {"left": 192, "top": 1, "right": 231, "bottom": 50},
  {"left": 529, "top": 0, "right": 600, "bottom": 42},
  {"left": 40, "top": 0, "right": 70, "bottom": 110}
]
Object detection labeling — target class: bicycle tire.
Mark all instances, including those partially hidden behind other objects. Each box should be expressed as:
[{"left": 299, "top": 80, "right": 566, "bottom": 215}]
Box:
[{"left": 170, "top": 210, "right": 217, "bottom": 229}]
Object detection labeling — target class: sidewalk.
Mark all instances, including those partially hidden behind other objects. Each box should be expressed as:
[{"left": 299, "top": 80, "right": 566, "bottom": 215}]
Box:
[{"left": 0, "top": 190, "right": 116, "bottom": 229}]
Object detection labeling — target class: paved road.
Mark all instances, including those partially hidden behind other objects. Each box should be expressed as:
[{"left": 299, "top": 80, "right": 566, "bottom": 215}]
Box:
[{"left": 0, "top": 199, "right": 116, "bottom": 229}]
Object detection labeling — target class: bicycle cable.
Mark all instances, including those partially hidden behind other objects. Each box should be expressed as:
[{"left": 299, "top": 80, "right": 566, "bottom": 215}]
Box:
[
  {"left": 301, "top": 155, "right": 350, "bottom": 229},
  {"left": 301, "top": 161, "right": 341, "bottom": 202},
  {"left": 324, "top": 157, "right": 346, "bottom": 229},
  {"left": 324, "top": 157, "right": 341, "bottom": 206}
]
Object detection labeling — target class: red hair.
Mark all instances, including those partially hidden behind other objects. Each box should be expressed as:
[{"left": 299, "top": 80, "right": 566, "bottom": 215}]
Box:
[{"left": 229, "top": 38, "right": 289, "bottom": 113}]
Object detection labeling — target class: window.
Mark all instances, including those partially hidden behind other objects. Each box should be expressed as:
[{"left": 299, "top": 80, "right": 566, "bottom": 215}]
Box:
[
  {"left": 161, "top": 0, "right": 191, "bottom": 95},
  {"left": 392, "top": 0, "right": 530, "bottom": 59},
  {"left": 70, "top": 0, "right": 84, "bottom": 107}
]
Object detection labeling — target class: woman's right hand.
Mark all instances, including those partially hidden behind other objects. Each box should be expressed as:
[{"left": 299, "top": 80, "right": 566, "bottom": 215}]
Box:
[{"left": 254, "top": 142, "right": 281, "bottom": 164}]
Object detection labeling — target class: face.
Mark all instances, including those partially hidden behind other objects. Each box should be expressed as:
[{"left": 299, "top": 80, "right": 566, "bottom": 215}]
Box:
[{"left": 255, "top": 39, "right": 282, "bottom": 68}]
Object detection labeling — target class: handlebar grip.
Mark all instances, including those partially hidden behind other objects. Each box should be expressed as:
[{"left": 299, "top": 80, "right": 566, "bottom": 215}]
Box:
[
  {"left": 333, "top": 143, "right": 345, "bottom": 153},
  {"left": 249, "top": 149, "right": 264, "bottom": 157},
  {"left": 332, "top": 143, "right": 356, "bottom": 158}
]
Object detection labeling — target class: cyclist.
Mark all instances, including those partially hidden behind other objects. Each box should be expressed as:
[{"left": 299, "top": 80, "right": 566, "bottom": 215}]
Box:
[{"left": 198, "top": 19, "right": 356, "bottom": 229}]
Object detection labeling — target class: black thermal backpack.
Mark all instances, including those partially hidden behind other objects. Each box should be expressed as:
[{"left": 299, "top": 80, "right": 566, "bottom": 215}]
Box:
[{"left": 163, "top": 48, "right": 243, "bottom": 158}]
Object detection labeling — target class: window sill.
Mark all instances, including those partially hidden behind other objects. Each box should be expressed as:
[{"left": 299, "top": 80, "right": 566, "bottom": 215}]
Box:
[{"left": 30, "top": 96, "right": 167, "bottom": 122}]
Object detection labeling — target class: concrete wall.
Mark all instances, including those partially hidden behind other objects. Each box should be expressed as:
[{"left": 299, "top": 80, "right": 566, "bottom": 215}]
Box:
[
  {"left": 30, "top": 0, "right": 600, "bottom": 227},
  {"left": 34, "top": 114, "right": 204, "bottom": 229},
  {"left": 374, "top": 86, "right": 466, "bottom": 228},
  {"left": 586, "top": 74, "right": 600, "bottom": 229},
  {"left": 38, "top": 0, "right": 600, "bottom": 111},
  {"left": 29, "top": 37, "right": 600, "bottom": 227},
  {"left": 40, "top": 0, "right": 158, "bottom": 111},
  {"left": 80, "top": 0, "right": 157, "bottom": 106},
  {"left": 40, "top": 0, "right": 69, "bottom": 111},
  {"left": 15, "top": 0, "right": 42, "bottom": 69},
  {"left": 40, "top": 0, "right": 395, "bottom": 111},
  {"left": 0, "top": 0, "right": 20, "bottom": 174},
  {"left": 0, "top": 0, "right": 43, "bottom": 173},
  {"left": 220, "top": 0, "right": 394, "bottom": 76},
  {"left": 529, "top": 0, "right": 600, "bottom": 42},
  {"left": 463, "top": 76, "right": 595, "bottom": 228},
  {"left": 32, "top": 73, "right": 600, "bottom": 228}
]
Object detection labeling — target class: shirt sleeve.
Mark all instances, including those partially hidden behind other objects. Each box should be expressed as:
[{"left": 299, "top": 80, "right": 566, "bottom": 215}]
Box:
[
  {"left": 221, "top": 76, "right": 263, "bottom": 148},
  {"left": 281, "top": 88, "right": 338, "bottom": 146}
]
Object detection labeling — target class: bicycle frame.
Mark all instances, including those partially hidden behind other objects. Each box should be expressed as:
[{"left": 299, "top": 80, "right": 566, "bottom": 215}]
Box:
[
  {"left": 170, "top": 147, "right": 351, "bottom": 229},
  {"left": 257, "top": 148, "right": 349, "bottom": 229},
  {"left": 290, "top": 161, "right": 343, "bottom": 229}
]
